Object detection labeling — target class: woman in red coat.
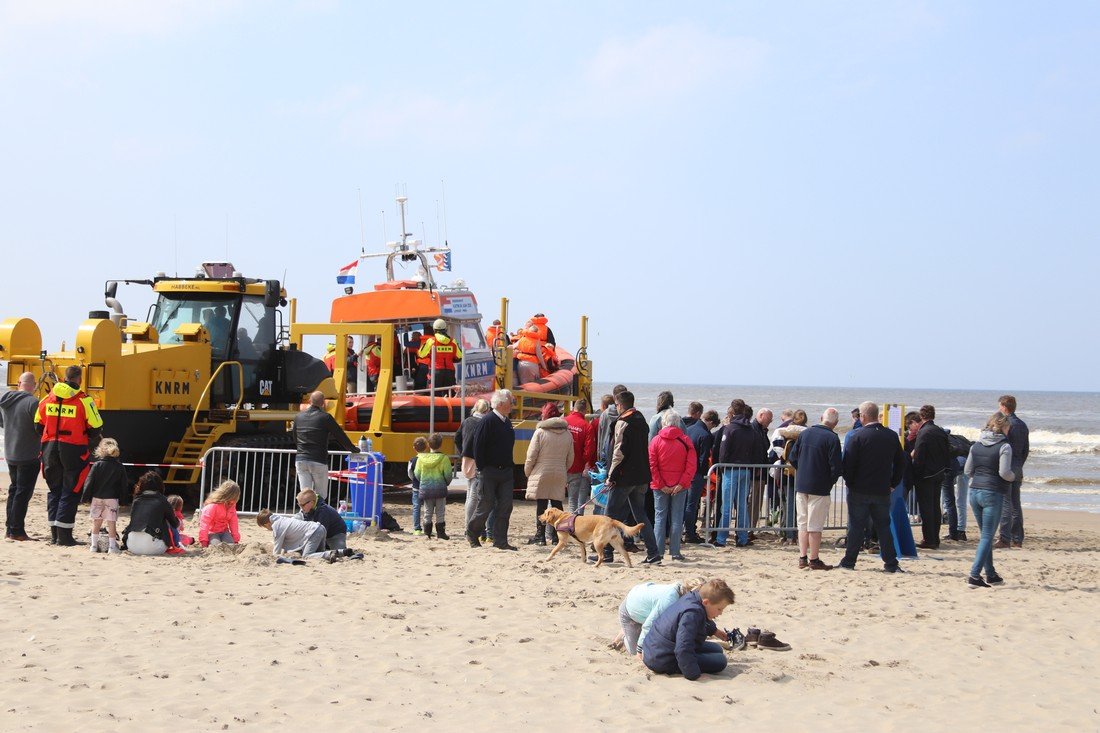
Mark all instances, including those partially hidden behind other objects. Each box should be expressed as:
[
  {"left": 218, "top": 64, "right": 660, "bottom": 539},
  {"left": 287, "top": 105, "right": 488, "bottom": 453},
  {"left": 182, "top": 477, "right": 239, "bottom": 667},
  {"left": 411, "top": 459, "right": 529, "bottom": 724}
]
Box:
[{"left": 649, "top": 410, "right": 697, "bottom": 561}]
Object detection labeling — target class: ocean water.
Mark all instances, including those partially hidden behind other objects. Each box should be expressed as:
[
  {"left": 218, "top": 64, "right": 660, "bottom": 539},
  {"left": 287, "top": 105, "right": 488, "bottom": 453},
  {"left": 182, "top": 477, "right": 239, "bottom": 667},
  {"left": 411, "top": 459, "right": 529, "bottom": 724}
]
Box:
[{"left": 594, "top": 382, "right": 1100, "bottom": 514}]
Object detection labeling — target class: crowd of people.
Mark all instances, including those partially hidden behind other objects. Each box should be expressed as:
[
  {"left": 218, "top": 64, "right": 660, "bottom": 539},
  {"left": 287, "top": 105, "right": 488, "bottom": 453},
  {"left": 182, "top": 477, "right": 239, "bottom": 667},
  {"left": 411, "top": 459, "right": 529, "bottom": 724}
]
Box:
[{"left": 1, "top": 362, "right": 1032, "bottom": 587}]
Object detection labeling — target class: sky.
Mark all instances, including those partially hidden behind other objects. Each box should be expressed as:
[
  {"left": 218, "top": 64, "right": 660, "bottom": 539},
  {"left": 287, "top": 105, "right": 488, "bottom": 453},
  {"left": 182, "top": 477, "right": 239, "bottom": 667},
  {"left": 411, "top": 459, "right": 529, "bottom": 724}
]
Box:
[{"left": 0, "top": 1, "right": 1097, "bottom": 392}]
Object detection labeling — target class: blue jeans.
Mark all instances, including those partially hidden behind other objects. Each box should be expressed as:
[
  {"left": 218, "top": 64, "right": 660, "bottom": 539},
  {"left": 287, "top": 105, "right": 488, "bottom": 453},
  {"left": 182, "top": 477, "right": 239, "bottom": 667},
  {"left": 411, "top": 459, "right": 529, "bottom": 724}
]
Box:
[
  {"left": 606, "top": 484, "right": 658, "bottom": 559},
  {"left": 654, "top": 489, "right": 687, "bottom": 558},
  {"left": 411, "top": 486, "right": 422, "bottom": 531},
  {"left": 998, "top": 476, "right": 1024, "bottom": 545},
  {"left": 684, "top": 471, "right": 706, "bottom": 537},
  {"left": 942, "top": 472, "right": 970, "bottom": 535},
  {"left": 841, "top": 493, "right": 898, "bottom": 570},
  {"left": 717, "top": 468, "right": 751, "bottom": 546},
  {"left": 970, "top": 488, "right": 1004, "bottom": 578}
]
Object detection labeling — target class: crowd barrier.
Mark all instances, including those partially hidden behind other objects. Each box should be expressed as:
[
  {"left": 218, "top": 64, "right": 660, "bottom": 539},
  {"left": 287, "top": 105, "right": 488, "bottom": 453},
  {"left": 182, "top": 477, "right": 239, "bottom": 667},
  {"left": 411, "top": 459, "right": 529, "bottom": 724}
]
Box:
[
  {"left": 699, "top": 463, "right": 921, "bottom": 536},
  {"left": 198, "top": 447, "right": 385, "bottom": 522}
]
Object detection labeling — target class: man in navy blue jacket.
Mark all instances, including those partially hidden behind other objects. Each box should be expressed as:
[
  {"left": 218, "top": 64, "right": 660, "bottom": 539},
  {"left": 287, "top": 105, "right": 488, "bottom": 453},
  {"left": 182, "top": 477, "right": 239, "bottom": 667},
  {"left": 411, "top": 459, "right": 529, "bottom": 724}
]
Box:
[
  {"left": 466, "top": 390, "right": 518, "bottom": 551},
  {"left": 996, "top": 395, "right": 1030, "bottom": 548},
  {"left": 788, "top": 408, "right": 842, "bottom": 570},
  {"left": 642, "top": 579, "right": 734, "bottom": 680},
  {"left": 682, "top": 401, "right": 713, "bottom": 544},
  {"left": 839, "top": 402, "right": 906, "bottom": 573}
]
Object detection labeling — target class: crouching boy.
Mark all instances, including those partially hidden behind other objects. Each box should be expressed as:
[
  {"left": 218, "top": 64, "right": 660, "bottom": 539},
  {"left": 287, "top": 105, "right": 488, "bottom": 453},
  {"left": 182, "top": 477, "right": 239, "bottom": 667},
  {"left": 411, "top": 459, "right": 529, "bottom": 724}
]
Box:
[
  {"left": 257, "top": 508, "right": 356, "bottom": 562},
  {"left": 293, "top": 489, "right": 351, "bottom": 551},
  {"left": 642, "top": 578, "right": 735, "bottom": 680}
]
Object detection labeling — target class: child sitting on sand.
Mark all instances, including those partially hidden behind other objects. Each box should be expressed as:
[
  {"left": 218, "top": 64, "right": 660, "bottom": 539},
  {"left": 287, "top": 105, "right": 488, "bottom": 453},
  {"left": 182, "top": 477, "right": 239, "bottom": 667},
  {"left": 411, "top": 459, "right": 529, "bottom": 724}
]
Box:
[
  {"left": 257, "top": 508, "right": 358, "bottom": 562},
  {"left": 642, "top": 578, "right": 735, "bottom": 680},
  {"left": 407, "top": 436, "right": 428, "bottom": 535},
  {"left": 199, "top": 480, "right": 241, "bottom": 547},
  {"left": 412, "top": 433, "right": 452, "bottom": 539},
  {"left": 80, "top": 437, "right": 127, "bottom": 554},
  {"left": 613, "top": 578, "right": 706, "bottom": 657},
  {"left": 166, "top": 495, "right": 195, "bottom": 546},
  {"left": 294, "top": 488, "right": 349, "bottom": 551}
]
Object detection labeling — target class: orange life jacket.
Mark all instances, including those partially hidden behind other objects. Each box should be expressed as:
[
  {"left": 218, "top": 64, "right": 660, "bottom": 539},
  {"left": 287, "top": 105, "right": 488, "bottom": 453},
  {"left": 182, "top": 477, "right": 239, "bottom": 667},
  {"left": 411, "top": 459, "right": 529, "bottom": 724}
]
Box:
[
  {"left": 485, "top": 325, "right": 501, "bottom": 347},
  {"left": 35, "top": 382, "right": 103, "bottom": 446},
  {"left": 527, "top": 316, "right": 549, "bottom": 342}
]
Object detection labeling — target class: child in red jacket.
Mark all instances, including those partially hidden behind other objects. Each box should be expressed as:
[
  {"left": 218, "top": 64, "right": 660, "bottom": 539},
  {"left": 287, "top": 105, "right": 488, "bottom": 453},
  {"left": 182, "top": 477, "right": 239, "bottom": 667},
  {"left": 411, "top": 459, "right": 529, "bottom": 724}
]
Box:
[
  {"left": 199, "top": 481, "right": 242, "bottom": 547},
  {"left": 167, "top": 495, "right": 195, "bottom": 547}
]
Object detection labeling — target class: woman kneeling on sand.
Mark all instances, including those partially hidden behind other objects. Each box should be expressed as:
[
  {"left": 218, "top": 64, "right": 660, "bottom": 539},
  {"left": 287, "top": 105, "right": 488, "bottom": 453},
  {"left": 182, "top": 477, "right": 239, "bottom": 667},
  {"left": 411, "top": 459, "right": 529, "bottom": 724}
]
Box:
[{"left": 122, "top": 472, "right": 182, "bottom": 556}]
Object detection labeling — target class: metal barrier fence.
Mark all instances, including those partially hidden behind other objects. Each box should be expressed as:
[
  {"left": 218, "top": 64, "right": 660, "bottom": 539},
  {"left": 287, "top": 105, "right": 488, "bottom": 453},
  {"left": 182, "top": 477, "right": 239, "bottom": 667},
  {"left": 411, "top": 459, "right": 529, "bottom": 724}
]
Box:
[
  {"left": 700, "top": 463, "right": 920, "bottom": 536},
  {"left": 198, "top": 447, "right": 384, "bottom": 518}
]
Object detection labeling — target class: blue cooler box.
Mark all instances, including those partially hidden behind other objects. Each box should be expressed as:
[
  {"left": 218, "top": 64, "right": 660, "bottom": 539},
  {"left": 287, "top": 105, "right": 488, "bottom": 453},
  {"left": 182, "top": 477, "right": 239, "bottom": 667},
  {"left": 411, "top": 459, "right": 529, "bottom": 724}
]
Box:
[{"left": 346, "top": 452, "right": 385, "bottom": 526}]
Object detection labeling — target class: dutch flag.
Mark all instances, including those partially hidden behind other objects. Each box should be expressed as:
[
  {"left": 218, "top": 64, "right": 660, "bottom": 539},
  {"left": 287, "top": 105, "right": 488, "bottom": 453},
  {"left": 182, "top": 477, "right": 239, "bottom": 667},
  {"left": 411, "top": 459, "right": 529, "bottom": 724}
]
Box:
[{"left": 337, "top": 260, "right": 358, "bottom": 285}]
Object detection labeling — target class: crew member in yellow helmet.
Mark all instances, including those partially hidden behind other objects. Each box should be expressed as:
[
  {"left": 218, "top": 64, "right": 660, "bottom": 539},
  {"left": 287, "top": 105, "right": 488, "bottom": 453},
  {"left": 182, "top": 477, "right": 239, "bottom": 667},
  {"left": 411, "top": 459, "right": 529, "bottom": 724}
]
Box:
[{"left": 416, "top": 318, "right": 463, "bottom": 390}]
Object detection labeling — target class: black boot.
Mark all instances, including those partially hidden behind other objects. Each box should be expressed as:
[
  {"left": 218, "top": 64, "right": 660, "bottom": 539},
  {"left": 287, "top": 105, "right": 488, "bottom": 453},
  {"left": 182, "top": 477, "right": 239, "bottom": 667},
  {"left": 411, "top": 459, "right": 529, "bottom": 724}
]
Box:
[
  {"left": 435, "top": 523, "right": 449, "bottom": 540},
  {"left": 50, "top": 526, "right": 58, "bottom": 545},
  {"left": 56, "top": 527, "right": 79, "bottom": 547},
  {"left": 423, "top": 522, "right": 433, "bottom": 538},
  {"left": 527, "top": 519, "right": 547, "bottom": 545}
]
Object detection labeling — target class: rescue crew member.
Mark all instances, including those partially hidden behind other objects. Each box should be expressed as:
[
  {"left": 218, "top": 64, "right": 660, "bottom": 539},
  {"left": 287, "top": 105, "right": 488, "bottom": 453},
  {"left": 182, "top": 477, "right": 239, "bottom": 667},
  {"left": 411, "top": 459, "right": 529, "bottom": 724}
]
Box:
[
  {"left": 34, "top": 365, "right": 103, "bottom": 546},
  {"left": 485, "top": 319, "right": 503, "bottom": 349},
  {"left": 322, "top": 342, "right": 337, "bottom": 372},
  {"left": 364, "top": 336, "right": 383, "bottom": 392},
  {"left": 416, "top": 318, "right": 463, "bottom": 390}
]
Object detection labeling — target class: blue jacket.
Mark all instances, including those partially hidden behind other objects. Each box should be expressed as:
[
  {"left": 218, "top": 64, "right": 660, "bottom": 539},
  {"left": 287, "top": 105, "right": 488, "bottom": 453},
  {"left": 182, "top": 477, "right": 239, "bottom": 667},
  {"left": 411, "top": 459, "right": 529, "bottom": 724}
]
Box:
[
  {"left": 683, "top": 417, "right": 714, "bottom": 476},
  {"left": 295, "top": 499, "right": 346, "bottom": 538},
  {"left": 842, "top": 422, "right": 905, "bottom": 497},
  {"left": 788, "top": 423, "right": 842, "bottom": 496},
  {"left": 1006, "top": 413, "right": 1029, "bottom": 474},
  {"left": 641, "top": 591, "right": 717, "bottom": 681}
]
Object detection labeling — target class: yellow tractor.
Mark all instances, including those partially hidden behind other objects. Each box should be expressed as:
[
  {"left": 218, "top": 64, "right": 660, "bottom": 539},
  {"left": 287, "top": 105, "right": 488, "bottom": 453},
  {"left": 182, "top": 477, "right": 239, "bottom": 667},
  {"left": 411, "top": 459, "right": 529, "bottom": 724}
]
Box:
[{"left": 0, "top": 262, "right": 329, "bottom": 503}]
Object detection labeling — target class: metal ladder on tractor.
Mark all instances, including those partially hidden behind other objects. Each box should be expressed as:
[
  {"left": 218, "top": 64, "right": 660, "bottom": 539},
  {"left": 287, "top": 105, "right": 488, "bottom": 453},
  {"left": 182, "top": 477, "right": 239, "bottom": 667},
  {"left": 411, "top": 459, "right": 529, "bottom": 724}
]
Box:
[{"left": 163, "top": 363, "right": 244, "bottom": 489}]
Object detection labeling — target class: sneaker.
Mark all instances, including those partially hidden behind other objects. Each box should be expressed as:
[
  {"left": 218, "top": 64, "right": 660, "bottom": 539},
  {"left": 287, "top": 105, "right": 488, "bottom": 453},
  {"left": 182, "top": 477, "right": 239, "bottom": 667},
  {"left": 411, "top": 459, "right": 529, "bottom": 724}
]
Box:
[
  {"left": 725, "top": 628, "right": 747, "bottom": 651},
  {"left": 757, "top": 631, "right": 791, "bottom": 651},
  {"left": 641, "top": 555, "right": 663, "bottom": 565},
  {"left": 493, "top": 544, "right": 518, "bottom": 551},
  {"left": 967, "top": 575, "right": 991, "bottom": 589},
  {"left": 413, "top": 529, "right": 423, "bottom": 536},
  {"left": 347, "top": 553, "right": 365, "bottom": 561},
  {"left": 526, "top": 535, "right": 547, "bottom": 546},
  {"left": 745, "top": 627, "right": 761, "bottom": 647},
  {"left": 798, "top": 556, "right": 809, "bottom": 569},
  {"left": 957, "top": 531, "right": 968, "bottom": 541},
  {"left": 985, "top": 573, "right": 1004, "bottom": 586},
  {"left": 808, "top": 558, "right": 833, "bottom": 571},
  {"left": 684, "top": 534, "right": 705, "bottom": 545},
  {"left": 670, "top": 554, "right": 686, "bottom": 561}
]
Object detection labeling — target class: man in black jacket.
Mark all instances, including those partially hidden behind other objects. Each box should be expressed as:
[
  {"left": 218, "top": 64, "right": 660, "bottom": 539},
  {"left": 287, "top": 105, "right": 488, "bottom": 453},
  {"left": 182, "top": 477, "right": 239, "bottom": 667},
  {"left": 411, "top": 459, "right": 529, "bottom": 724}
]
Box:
[
  {"left": 911, "top": 404, "right": 950, "bottom": 549},
  {"left": 711, "top": 400, "right": 757, "bottom": 547},
  {"left": 605, "top": 391, "right": 659, "bottom": 563},
  {"left": 839, "top": 402, "right": 906, "bottom": 572},
  {"left": 292, "top": 391, "right": 359, "bottom": 501},
  {"left": 466, "top": 390, "right": 518, "bottom": 551},
  {"left": 682, "top": 402, "right": 713, "bottom": 544}
]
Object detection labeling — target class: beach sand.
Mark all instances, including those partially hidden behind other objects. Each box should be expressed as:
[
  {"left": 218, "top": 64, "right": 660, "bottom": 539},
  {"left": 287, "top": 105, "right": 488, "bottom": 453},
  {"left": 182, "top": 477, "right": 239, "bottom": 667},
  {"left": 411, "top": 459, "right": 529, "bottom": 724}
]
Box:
[{"left": 1, "top": 484, "right": 1097, "bottom": 731}]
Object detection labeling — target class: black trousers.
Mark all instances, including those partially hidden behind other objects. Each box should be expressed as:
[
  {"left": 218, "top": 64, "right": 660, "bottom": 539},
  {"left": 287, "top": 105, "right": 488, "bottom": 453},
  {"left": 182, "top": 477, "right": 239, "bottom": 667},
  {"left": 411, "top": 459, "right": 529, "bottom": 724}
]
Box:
[
  {"left": 42, "top": 441, "right": 90, "bottom": 529},
  {"left": 914, "top": 473, "right": 944, "bottom": 546},
  {"left": 467, "top": 466, "right": 514, "bottom": 547},
  {"left": 5, "top": 461, "right": 38, "bottom": 536}
]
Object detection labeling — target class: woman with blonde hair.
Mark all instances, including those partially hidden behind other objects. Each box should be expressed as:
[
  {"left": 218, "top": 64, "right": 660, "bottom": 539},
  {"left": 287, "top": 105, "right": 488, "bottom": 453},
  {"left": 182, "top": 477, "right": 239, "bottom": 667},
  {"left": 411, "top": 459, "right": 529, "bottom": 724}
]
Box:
[
  {"left": 80, "top": 437, "right": 128, "bottom": 554},
  {"left": 199, "top": 480, "right": 242, "bottom": 547},
  {"left": 963, "top": 413, "right": 1015, "bottom": 588}
]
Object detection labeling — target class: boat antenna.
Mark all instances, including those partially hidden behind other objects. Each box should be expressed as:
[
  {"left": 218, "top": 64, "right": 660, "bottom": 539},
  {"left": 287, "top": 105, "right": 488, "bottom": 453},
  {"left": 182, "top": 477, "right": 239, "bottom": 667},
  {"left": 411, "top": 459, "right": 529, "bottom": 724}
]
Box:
[
  {"left": 380, "top": 209, "right": 387, "bottom": 245},
  {"left": 173, "top": 214, "right": 178, "bottom": 277},
  {"left": 225, "top": 213, "right": 229, "bottom": 260},
  {"left": 397, "top": 195, "right": 410, "bottom": 247},
  {"left": 357, "top": 188, "right": 366, "bottom": 254},
  {"left": 440, "top": 179, "right": 449, "bottom": 245}
]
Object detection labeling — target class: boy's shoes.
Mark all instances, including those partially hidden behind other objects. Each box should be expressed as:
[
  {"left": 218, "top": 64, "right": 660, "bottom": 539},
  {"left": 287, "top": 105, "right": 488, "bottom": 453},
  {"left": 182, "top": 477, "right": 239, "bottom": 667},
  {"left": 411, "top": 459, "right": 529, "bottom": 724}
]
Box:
[
  {"left": 413, "top": 529, "right": 423, "bottom": 536},
  {"left": 725, "top": 628, "right": 747, "bottom": 651},
  {"left": 745, "top": 628, "right": 761, "bottom": 647},
  {"left": 756, "top": 631, "right": 791, "bottom": 651},
  {"left": 985, "top": 573, "right": 1004, "bottom": 586},
  {"left": 165, "top": 547, "right": 186, "bottom": 556}
]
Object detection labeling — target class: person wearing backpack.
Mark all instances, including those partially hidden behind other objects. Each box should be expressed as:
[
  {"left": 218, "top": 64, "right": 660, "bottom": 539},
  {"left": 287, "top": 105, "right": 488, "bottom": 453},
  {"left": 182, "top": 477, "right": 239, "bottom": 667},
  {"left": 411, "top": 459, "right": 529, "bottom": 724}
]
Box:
[{"left": 942, "top": 431, "right": 974, "bottom": 541}]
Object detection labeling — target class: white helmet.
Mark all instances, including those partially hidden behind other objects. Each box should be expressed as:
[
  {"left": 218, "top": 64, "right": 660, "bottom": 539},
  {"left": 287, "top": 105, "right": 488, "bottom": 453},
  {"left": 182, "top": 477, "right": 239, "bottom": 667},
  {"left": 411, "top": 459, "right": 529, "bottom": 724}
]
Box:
[{"left": 432, "top": 318, "right": 447, "bottom": 331}]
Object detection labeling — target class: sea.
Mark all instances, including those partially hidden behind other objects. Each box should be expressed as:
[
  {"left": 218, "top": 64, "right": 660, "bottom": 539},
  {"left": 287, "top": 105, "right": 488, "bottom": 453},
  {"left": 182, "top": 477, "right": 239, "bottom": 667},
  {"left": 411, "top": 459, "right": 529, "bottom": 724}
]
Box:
[
  {"left": 3, "top": 382, "right": 1098, "bottom": 514},
  {"left": 594, "top": 382, "right": 1100, "bottom": 514}
]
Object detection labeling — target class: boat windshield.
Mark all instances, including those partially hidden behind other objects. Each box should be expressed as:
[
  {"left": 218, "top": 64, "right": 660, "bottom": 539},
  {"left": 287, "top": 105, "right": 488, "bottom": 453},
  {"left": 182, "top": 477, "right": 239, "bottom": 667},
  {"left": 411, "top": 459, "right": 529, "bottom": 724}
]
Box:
[
  {"left": 151, "top": 294, "right": 238, "bottom": 359},
  {"left": 458, "top": 322, "right": 485, "bottom": 350}
]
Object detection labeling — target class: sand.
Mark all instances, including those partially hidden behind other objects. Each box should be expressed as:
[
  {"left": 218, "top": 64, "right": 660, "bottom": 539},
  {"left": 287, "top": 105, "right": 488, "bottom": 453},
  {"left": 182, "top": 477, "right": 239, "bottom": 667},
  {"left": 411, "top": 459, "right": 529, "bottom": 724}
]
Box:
[{"left": 1, "top": 484, "right": 1098, "bottom": 731}]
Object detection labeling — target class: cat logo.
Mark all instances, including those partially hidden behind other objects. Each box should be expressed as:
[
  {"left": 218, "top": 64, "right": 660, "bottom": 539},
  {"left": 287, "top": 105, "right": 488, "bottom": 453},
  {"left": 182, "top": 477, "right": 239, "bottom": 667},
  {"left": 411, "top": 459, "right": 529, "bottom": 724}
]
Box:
[{"left": 259, "top": 379, "right": 273, "bottom": 397}]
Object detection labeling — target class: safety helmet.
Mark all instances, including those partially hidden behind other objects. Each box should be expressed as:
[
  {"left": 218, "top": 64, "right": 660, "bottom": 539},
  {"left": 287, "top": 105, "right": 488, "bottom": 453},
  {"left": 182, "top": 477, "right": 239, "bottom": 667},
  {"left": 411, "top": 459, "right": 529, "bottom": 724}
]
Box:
[{"left": 432, "top": 318, "right": 447, "bottom": 331}]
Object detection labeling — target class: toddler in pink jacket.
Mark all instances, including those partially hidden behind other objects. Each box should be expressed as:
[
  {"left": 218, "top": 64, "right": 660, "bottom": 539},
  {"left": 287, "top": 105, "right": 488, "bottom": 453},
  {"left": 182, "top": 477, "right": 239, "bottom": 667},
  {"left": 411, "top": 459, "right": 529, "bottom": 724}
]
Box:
[{"left": 199, "top": 481, "right": 241, "bottom": 547}]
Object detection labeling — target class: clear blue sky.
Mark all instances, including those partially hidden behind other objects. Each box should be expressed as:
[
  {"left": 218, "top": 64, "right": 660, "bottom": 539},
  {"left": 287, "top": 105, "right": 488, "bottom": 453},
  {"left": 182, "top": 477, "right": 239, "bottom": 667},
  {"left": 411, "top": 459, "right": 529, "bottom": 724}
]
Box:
[{"left": 1, "top": 2, "right": 1097, "bottom": 392}]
